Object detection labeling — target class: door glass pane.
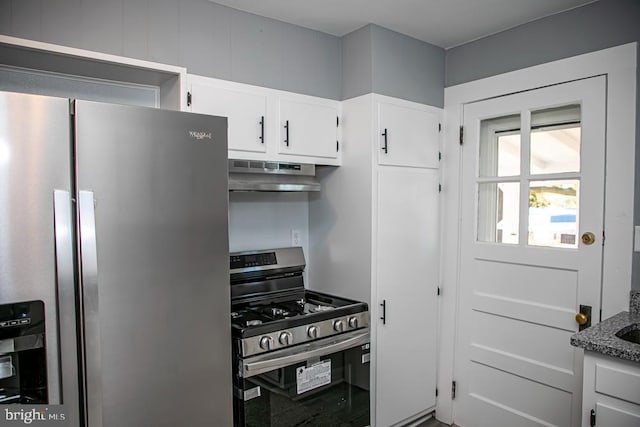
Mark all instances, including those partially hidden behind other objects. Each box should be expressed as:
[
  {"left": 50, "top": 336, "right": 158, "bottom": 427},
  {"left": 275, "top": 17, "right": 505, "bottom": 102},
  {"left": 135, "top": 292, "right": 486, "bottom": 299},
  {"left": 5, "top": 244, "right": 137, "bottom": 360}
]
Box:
[
  {"left": 530, "top": 105, "right": 581, "bottom": 175},
  {"left": 528, "top": 180, "right": 579, "bottom": 248},
  {"left": 479, "top": 114, "right": 520, "bottom": 177},
  {"left": 478, "top": 182, "right": 519, "bottom": 244}
]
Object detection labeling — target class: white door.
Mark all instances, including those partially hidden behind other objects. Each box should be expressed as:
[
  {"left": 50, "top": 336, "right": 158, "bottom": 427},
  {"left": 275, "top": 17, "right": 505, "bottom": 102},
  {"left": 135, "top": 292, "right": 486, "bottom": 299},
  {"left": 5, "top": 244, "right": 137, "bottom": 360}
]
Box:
[
  {"left": 454, "top": 76, "right": 606, "bottom": 427},
  {"left": 377, "top": 101, "right": 440, "bottom": 168},
  {"left": 278, "top": 97, "right": 338, "bottom": 159},
  {"left": 376, "top": 166, "right": 439, "bottom": 427},
  {"left": 189, "top": 78, "right": 267, "bottom": 153}
]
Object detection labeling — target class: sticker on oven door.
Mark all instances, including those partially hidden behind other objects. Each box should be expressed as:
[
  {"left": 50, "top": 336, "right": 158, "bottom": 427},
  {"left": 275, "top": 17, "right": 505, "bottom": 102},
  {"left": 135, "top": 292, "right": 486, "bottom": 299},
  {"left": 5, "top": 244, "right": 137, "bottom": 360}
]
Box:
[{"left": 296, "top": 360, "right": 331, "bottom": 394}]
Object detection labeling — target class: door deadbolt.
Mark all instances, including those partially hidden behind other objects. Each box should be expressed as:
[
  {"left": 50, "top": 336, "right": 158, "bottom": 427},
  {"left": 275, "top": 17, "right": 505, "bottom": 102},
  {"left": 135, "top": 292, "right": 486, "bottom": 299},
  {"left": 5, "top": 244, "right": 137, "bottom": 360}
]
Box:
[{"left": 581, "top": 232, "right": 596, "bottom": 245}]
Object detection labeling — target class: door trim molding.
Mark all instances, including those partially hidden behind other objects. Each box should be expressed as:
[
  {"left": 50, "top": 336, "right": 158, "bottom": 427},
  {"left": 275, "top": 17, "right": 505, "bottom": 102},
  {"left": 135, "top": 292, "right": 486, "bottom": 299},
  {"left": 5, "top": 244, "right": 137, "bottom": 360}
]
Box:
[{"left": 438, "top": 42, "right": 637, "bottom": 425}]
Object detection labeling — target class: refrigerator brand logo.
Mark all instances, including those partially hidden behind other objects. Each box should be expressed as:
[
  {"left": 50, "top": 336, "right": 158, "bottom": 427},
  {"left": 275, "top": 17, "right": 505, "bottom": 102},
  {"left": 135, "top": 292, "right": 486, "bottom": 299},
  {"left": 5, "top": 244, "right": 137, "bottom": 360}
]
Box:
[
  {"left": 4, "top": 408, "right": 66, "bottom": 424},
  {"left": 188, "top": 130, "right": 212, "bottom": 141}
]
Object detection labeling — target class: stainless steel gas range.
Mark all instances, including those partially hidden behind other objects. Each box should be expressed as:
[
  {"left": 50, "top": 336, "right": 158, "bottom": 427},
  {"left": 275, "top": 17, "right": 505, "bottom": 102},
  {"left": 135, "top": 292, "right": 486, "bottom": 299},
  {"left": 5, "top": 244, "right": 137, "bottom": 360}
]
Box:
[{"left": 230, "top": 247, "right": 371, "bottom": 427}]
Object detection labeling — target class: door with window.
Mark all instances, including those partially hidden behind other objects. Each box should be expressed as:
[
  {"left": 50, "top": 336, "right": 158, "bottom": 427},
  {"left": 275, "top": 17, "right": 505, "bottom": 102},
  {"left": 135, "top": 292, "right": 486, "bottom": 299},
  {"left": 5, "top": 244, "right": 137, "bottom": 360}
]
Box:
[{"left": 454, "top": 76, "right": 606, "bottom": 427}]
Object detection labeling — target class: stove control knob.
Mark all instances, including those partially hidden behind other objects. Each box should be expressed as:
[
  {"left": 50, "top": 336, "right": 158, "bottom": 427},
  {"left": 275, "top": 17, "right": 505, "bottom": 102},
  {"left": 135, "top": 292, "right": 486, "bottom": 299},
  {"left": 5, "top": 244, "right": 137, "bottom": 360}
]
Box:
[
  {"left": 279, "top": 331, "right": 293, "bottom": 346},
  {"left": 348, "top": 316, "right": 359, "bottom": 329},
  {"left": 307, "top": 326, "right": 319, "bottom": 339},
  {"left": 333, "top": 320, "right": 345, "bottom": 332},
  {"left": 259, "top": 336, "right": 274, "bottom": 350}
]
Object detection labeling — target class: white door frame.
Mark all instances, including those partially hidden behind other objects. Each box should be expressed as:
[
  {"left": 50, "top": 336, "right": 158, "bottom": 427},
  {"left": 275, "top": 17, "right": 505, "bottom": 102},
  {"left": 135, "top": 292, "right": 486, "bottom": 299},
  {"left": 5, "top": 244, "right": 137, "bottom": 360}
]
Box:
[{"left": 437, "top": 42, "right": 637, "bottom": 425}]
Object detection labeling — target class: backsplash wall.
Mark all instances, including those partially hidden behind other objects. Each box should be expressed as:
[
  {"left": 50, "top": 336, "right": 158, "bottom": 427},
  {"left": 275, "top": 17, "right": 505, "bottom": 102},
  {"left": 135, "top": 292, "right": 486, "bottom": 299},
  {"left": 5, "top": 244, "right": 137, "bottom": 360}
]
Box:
[{"left": 228, "top": 191, "right": 310, "bottom": 281}]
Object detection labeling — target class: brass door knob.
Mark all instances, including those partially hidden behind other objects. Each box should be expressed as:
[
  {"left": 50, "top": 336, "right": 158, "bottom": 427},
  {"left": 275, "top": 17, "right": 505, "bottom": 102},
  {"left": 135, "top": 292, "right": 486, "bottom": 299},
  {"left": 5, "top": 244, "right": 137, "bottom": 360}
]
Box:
[
  {"left": 575, "top": 312, "right": 588, "bottom": 326},
  {"left": 581, "top": 232, "right": 596, "bottom": 245}
]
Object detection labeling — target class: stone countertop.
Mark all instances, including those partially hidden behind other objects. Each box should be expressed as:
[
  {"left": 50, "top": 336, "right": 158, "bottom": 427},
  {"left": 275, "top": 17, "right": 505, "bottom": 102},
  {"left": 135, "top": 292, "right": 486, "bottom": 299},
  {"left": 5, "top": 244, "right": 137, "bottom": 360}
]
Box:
[{"left": 570, "top": 310, "right": 640, "bottom": 363}]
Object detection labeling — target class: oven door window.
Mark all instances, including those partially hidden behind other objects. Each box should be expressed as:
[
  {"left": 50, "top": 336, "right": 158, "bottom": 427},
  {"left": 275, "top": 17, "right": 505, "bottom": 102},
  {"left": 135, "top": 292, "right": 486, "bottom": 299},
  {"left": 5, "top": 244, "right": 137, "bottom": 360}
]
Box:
[{"left": 235, "top": 344, "right": 370, "bottom": 427}]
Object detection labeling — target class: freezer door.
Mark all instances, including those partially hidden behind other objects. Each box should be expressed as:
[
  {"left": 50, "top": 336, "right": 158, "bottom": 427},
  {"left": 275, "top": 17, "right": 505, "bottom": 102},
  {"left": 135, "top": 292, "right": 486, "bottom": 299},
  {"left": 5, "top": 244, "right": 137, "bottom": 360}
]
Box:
[
  {"left": 74, "top": 101, "right": 231, "bottom": 427},
  {"left": 0, "top": 91, "right": 80, "bottom": 422}
]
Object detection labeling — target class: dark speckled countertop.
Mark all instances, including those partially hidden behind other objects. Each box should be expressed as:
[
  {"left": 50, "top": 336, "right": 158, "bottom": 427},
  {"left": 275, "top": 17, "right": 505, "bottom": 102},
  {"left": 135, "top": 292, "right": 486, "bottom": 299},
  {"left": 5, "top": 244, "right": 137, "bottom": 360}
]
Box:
[{"left": 570, "top": 290, "right": 640, "bottom": 363}]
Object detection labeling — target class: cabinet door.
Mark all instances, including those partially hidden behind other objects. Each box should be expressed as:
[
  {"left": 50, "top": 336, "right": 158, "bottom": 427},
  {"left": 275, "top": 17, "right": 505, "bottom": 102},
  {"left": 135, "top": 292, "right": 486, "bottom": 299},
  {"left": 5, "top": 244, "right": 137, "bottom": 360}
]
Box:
[
  {"left": 375, "top": 167, "right": 439, "bottom": 427},
  {"left": 279, "top": 97, "right": 339, "bottom": 160},
  {"left": 378, "top": 101, "right": 440, "bottom": 168},
  {"left": 594, "top": 403, "right": 640, "bottom": 427},
  {"left": 190, "top": 79, "right": 267, "bottom": 154}
]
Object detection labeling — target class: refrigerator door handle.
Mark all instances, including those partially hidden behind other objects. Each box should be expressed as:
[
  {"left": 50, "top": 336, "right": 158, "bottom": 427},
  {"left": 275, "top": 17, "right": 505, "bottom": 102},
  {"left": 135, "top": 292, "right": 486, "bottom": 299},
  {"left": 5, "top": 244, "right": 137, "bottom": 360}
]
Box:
[
  {"left": 49, "top": 190, "right": 78, "bottom": 408},
  {"left": 78, "top": 190, "right": 103, "bottom": 426},
  {"left": 53, "top": 191, "right": 81, "bottom": 416}
]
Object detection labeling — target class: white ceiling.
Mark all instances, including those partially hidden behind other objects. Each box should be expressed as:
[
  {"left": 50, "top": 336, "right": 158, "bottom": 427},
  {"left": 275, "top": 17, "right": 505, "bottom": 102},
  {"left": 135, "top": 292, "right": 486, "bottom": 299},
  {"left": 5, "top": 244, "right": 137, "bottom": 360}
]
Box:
[{"left": 211, "top": 0, "right": 596, "bottom": 49}]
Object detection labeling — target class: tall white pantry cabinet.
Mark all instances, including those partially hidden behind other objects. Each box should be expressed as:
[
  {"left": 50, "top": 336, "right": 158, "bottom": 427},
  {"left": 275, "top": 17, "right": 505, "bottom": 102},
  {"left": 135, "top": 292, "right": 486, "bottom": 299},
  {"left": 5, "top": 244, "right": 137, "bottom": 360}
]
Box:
[{"left": 309, "top": 94, "right": 442, "bottom": 427}]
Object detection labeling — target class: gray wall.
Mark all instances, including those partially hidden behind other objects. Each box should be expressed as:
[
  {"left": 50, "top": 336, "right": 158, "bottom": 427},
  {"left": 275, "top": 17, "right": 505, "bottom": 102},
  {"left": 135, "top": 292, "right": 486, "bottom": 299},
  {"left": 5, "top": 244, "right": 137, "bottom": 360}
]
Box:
[
  {"left": 0, "top": 0, "right": 342, "bottom": 100},
  {"left": 342, "top": 24, "right": 445, "bottom": 107},
  {"left": 445, "top": 0, "right": 639, "bottom": 86},
  {"left": 0, "top": 1, "right": 447, "bottom": 104},
  {"left": 445, "top": 0, "right": 640, "bottom": 290},
  {"left": 341, "top": 25, "right": 373, "bottom": 102}
]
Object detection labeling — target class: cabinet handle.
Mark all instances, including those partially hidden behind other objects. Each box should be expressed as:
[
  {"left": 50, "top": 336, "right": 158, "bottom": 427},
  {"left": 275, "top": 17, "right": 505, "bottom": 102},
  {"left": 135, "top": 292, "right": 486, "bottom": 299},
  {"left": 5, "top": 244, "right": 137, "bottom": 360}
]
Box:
[
  {"left": 259, "top": 116, "right": 265, "bottom": 144},
  {"left": 381, "top": 128, "right": 388, "bottom": 154},
  {"left": 284, "top": 120, "right": 290, "bottom": 147},
  {"left": 380, "top": 300, "right": 386, "bottom": 325}
]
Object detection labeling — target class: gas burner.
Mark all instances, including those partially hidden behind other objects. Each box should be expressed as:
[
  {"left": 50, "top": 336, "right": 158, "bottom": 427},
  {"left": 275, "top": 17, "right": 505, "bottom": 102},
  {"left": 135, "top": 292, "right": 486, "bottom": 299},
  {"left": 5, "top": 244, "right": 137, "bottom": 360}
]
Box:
[{"left": 266, "top": 307, "right": 287, "bottom": 318}]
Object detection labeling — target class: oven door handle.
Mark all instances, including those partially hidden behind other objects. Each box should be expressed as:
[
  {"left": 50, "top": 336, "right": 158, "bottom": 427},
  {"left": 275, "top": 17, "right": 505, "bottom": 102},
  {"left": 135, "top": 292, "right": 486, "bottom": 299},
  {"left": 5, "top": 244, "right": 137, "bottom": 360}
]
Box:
[{"left": 240, "top": 329, "right": 370, "bottom": 378}]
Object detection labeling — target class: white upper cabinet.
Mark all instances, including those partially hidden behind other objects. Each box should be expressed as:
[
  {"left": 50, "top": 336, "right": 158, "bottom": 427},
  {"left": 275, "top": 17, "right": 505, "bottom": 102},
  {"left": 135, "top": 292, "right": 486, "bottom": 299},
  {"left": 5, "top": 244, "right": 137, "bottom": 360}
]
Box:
[
  {"left": 187, "top": 74, "right": 341, "bottom": 165},
  {"left": 377, "top": 98, "right": 441, "bottom": 168},
  {"left": 189, "top": 76, "right": 267, "bottom": 154},
  {"left": 278, "top": 97, "right": 339, "bottom": 160}
]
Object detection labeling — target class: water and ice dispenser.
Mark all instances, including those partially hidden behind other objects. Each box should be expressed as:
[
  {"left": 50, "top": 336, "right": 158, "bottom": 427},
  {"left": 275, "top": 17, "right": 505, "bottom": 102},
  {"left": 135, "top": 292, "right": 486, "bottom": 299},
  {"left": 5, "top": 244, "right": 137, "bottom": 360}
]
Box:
[{"left": 0, "top": 301, "right": 48, "bottom": 403}]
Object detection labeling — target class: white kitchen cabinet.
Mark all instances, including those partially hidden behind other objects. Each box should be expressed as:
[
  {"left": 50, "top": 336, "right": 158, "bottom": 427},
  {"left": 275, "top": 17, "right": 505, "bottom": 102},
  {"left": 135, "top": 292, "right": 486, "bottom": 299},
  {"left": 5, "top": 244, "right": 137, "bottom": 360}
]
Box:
[
  {"left": 189, "top": 75, "right": 267, "bottom": 154},
  {"left": 278, "top": 96, "right": 340, "bottom": 160},
  {"left": 187, "top": 74, "right": 341, "bottom": 165},
  {"left": 309, "top": 93, "right": 441, "bottom": 427},
  {"left": 377, "top": 99, "right": 441, "bottom": 168},
  {"left": 375, "top": 166, "right": 439, "bottom": 427},
  {"left": 582, "top": 352, "right": 640, "bottom": 427}
]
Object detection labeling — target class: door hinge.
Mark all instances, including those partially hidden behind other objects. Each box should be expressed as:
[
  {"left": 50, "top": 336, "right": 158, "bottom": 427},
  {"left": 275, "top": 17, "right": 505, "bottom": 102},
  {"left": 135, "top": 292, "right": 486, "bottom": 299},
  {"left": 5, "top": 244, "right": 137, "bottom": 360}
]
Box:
[
  {"left": 459, "top": 126, "right": 464, "bottom": 145},
  {"left": 602, "top": 230, "right": 605, "bottom": 245},
  {"left": 437, "top": 287, "right": 441, "bottom": 296},
  {"left": 435, "top": 388, "right": 439, "bottom": 397},
  {"left": 337, "top": 116, "right": 340, "bottom": 127},
  {"left": 438, "top": 184, "right": 442, "bottom": 193},
  {"left": 438, "top": 151, "right": 442, "bottom": 161},
  {"left": 438, "top": 123, "right": 442, "bottom": 132},
  {"left": 187, "top": 91, "right": 192, "bottom": 107},
  {"left": 451, "top": 381, "right": 457, "bottom": 399},
  {"left": 336, "top": 141, "right": 339, "bottom": 152},
  {"left": 590, "top": 409, "right": 596, "bottom": 427}
]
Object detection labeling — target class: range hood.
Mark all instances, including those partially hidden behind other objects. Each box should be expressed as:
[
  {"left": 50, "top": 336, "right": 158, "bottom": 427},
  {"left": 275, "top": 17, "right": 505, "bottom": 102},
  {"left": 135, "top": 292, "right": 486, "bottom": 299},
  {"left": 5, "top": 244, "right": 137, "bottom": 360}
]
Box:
[{"left": 228, "top": 159, "right": 321, "bottom": 192}]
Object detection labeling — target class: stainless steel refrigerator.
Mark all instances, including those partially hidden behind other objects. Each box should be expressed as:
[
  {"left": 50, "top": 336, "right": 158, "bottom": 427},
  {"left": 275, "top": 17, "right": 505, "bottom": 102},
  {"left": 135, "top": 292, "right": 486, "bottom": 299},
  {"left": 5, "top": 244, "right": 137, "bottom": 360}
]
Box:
[{"left": 0, "top": 91, "right": 232, "bottom": 426}]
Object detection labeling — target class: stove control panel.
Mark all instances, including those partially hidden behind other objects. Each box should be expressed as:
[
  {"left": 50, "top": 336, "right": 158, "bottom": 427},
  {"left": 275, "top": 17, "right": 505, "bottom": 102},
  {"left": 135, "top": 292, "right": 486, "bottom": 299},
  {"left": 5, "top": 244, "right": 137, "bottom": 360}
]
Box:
[
  {"left": 239, "top": 311, "right": 370, "bottom": 357},
  {"left": 230, "top": 252, "right": 277, "bottom": 269}
]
